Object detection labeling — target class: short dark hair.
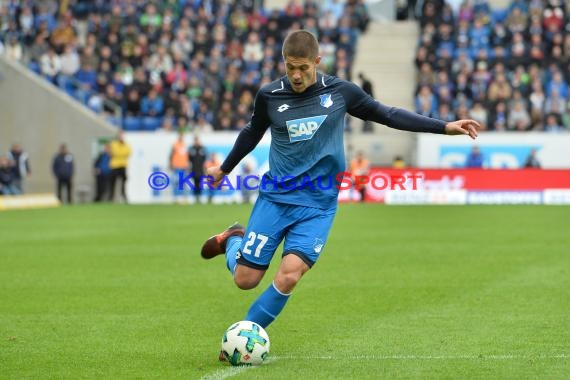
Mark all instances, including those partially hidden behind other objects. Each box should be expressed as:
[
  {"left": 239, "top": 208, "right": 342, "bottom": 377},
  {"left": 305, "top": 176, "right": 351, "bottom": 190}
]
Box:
[{"left": 282, "top": 30, "right": 319, "bottom": 60}]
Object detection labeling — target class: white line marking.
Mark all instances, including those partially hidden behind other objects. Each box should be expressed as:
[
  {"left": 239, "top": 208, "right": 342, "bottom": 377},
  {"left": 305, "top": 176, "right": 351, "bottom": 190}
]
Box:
[
  {"left": 199, "top": 357, "right": 278, "bottom": 380},
  {"left": 199, "top": 366, "right": 251, "bottom": 380},
  {"left": 277, "top": 354, "right": 570, "bottom": 361},
  {"left": 199, "top": 354, "right": 568, "bottom": 379}
]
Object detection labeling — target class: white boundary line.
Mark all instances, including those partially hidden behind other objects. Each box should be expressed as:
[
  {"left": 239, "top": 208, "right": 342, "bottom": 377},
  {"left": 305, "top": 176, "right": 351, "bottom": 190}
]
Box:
[
  {"left": 199, "top": 354, "right": 568, "bottom": 379},
  {"left": 277, "top": 354, "right": 570, "bottom": 360},
  {"left": 199, "top": 357, "right": 278, "bottom": 380},
  {"left": 199, "top": 366, "right": 251, "bottom": 380}
]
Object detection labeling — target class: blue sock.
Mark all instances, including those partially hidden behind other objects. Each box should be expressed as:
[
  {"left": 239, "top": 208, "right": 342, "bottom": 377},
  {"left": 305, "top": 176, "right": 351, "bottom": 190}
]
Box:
[
  {"left": 245, "top": 282, "right": 291, "bottom": 328},
  {"left": 225, "top": 236, "right": 242, "bottom": 275}
]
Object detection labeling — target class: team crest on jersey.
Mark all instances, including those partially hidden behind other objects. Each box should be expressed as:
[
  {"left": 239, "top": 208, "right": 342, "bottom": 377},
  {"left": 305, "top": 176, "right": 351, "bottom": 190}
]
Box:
[
  {"left": 319, "top": 93, "right": 333, "bottom": 108},
  {"left": 286, "top": 115, "right": 328, "bottom": 142},
  {"left": 313, "top": 238, "right": 325, "bottom": 253}
]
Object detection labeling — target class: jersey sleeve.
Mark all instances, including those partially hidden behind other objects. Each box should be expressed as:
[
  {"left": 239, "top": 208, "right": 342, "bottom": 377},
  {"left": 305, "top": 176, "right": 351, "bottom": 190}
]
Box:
[
  {"left": 338, "top": 80, "right": 446, "bottom": 134},
  {"left": 220, "top": 91, "right": 270, "bottom": 173}
]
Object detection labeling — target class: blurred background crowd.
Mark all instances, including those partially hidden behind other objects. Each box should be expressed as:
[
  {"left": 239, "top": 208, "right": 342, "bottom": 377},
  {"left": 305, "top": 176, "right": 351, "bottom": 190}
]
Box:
[
  {"left": 413, "top": 0, "right": 570, "bottom": 131},
  {"left": 0, "top": 0, "right": 370, "bottom": 131}
]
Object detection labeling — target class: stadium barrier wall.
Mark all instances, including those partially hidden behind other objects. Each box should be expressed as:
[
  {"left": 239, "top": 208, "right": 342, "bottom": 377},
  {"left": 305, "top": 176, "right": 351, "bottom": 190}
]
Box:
[
  {"left": 417, "top": 133, "right": 570, "bottom": 169},
  {"left": 125, "top": 132, "right": 570, "bottom": 205},
  {"left": 357, "top": 168, "right": 570, "bottom": 205},
  {"left": 125, "top": 131, "right": 270, "bottom": 204},
  {"left": 0, "top": 56, "right": 116, "bottom": 197}
]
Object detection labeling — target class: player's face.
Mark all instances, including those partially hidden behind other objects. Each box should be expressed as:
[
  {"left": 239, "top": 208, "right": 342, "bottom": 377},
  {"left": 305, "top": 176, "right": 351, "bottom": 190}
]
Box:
[{"left": 285, "top": 55, "right": 321, "bottom": 93}]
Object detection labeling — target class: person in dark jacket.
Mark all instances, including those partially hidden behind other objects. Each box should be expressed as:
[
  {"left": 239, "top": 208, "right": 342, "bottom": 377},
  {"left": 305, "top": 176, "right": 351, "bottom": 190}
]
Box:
[
  {"left": 52, "top": 144, "right": 74, "bottom": 204},
  {"left": 94, "top": 143, "right": 112, "bottom": 202},
  {"left": 7, "top": 143, "right": 31, "bottom": 193},
  {"left": 0, "top": 156, "right": 20, "bottom": 195},
  {"left": 188, "top": 135, "right": 207, "bottom": 203}
]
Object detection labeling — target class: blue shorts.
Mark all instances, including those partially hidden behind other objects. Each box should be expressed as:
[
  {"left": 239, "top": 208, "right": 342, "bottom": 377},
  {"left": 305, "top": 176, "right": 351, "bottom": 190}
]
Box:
[{"left": 236, "top": 196, "right": 337, "bottom": 270}]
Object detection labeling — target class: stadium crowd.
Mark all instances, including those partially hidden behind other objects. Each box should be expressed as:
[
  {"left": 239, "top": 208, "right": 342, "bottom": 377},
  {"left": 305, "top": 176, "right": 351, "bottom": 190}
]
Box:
[
  {"left": 0, "top": 0, "right": 370, "bottom": 131},
  {"left": 415, "top": 0, "right": 570, "bottom": 131}
]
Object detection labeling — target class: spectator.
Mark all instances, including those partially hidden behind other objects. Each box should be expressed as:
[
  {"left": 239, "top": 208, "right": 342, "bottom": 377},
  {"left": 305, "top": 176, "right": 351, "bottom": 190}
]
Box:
[
  {"left": 350, "top": 151, "right": 370, "bottom": 202},
  {"left": 187, "top": 136, "right": 207, "bottom": 202},
  {"left": 140, "top": 88, "right": 165, "bottom": 117},
  {"left": 50, "top": 16, "right": 76, "bottom": 53},
  {"left": 469, "top": 102, "right": 488, "bottom": 130},
  {"left": 393, "top": 155, "right": 406, "bottom": 168},
  {"left": 436, "top": 103, "right": 456, "bottom": 122},
  {"left": 58, "top": 43, "right": 80, "bottom": 89},
  {"left": 109, "top": 131, "right": 131, "bottom": 203},
  {"left": 52, "top": 144, "right": 74, "bottom": 204},
  {"left": 358, "top": 72, "right": 375, "bottom": 132},
  {"left": 6, "top": 143, "right": 30, "bottom": 193},
  {"left": 200, "top": 153, "right": 217, "bottom": 203},
  {"left": 543, "top": 113, "right": 564, "bottom": 132},
  {"left": 74, "top": 62, "right": 97, "bottom": 103},
  {"left": 4, "top": 36, "right": 22, "bottom": 61},
  {"left": 194, "top": 116, "right": 214, "bottom": 134},
  {"left": 508, "top": 101, "right": 532, "bottom": 131},
  {"left": 170, "top": 132, "right": 190, "bottom": 199},
  {"left": 546, "top": 71, "right": 568, "bottom": 99},
  {"left": 40, "top": 46, "right": 61, "bottom": 84},
  {"left": 489, "top": 101, "right": 508, "bottom": 131},
  {"left": 524, "top": 149, "right": 541, "bottom": 168},
  {"left": 487, "top": 73, "right": 513, "bottom": 103},
  {"left": 94, "top": 143, "right": 112, "bottom": 202},
  {"left": 544, "top": 88, "right": 567, "bottom": 116},
  {"left": 529, "top": 79, "right": 546, "bottom": 127},
  {"left": 159, "top": 117, "right": 175, "bottom": 132},
  {"left": 415, "top": 85, "right": 438, "bottom": 116},
  {"left": 124, "top": 89, "right": 142, "bottom": 117},
  {"left": 465, "top": 146, "right": 484, "bottom": 168},
  {"left": 0, "top": 156, "right": 20, "bottom": 195}
]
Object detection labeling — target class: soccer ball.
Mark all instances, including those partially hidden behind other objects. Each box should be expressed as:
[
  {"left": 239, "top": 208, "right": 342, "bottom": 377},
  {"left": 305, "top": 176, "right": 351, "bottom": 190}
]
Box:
[{"left": 221, "top": 320, "right": 270, "bottom": 366}]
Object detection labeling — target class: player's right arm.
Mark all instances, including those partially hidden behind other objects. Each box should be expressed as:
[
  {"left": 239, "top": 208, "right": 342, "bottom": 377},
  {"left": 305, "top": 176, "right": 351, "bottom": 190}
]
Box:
[{"left": 208, "top": 91, "right": 271, "bottom": 187}]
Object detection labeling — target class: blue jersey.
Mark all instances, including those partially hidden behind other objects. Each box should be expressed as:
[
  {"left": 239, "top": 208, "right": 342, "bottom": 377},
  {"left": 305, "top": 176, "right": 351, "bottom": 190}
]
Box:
[{"left": 221, "top": 73, "right": 446, "bottom": 209}]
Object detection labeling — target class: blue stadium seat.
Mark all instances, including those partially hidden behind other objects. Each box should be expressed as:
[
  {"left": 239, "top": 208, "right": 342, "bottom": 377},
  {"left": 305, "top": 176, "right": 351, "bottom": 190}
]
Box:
[
  {"left": 142, "top": 117, "right": 162, "bottom": 131},
  {"left": 27, "top": 62, "right": 41, "bottom": 75},
  {"left": 123, "top": 116, "right": 142, "bottom": 131},
  {"left": 106, "top": 116, "right": 122, "bottom": 127}
]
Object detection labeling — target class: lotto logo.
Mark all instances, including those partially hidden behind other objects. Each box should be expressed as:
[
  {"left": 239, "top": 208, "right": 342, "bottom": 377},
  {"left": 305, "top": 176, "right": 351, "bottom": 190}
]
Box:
[{"left": 286, "top": 115, "right": 327, "bottom": 142}]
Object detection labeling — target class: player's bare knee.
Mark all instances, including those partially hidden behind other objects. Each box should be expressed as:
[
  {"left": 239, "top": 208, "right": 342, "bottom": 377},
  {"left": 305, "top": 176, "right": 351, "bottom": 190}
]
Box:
[
  {"left": 234, "top": 275, "right": 260, "bottom": 290},
  {"left": 233, "top": 267, "right": 263, "bottom": 290},
  {"left": 274, "top": 271, "right": 301, "bottom": 294},
  {"left": 233, "top": 265, "right": 265, "bottom": 290}
]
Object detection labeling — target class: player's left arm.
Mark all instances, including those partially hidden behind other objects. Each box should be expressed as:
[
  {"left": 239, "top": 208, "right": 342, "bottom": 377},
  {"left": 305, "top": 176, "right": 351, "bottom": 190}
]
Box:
[{"left": 339, "top": 81, "right": 480, "bottom": 139}]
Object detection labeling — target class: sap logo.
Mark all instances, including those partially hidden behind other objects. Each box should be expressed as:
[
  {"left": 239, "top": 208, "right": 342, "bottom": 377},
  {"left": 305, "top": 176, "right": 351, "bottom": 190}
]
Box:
[{"left": 286, "top": 115, "right": 328, "bottom": 142}]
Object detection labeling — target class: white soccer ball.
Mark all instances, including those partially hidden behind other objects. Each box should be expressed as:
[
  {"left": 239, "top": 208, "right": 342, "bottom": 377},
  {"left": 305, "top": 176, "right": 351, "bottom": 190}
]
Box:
[{"left": 221, "top": 320, "right": 270, "bottom": 366}]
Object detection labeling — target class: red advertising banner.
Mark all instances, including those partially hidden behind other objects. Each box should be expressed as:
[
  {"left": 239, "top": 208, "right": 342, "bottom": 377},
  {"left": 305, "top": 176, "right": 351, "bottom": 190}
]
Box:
[{"left": 357, "top": 168, "right": 570, "bottom": 203}]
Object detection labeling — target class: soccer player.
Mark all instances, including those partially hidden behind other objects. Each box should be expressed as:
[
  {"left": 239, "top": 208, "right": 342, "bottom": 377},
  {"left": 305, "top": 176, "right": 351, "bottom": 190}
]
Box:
[{"left": 201, "top": 30, "right": 480, "bottom": 333}]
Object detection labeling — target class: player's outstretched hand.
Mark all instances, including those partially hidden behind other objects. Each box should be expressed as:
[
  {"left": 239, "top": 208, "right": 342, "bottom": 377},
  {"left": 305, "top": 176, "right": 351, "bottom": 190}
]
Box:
[
  {"left": 206, "top": 165, "right": 227, "bottom": 188},
  {"left": 445, "top": 119, "right": 480, "bottom": 140}
]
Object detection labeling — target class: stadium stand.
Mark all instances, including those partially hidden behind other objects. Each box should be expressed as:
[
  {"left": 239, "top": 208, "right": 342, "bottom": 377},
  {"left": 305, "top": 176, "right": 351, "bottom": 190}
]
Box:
[
  {"left": 414, "top": 0, "right": 570, "bottom": 131},
  {"left": 0, "top": 0, "right": 370, "bottom": 131}
]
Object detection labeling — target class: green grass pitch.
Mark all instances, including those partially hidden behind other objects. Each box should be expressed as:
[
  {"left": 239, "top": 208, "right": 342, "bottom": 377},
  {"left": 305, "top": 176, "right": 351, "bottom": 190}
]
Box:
[{"left": 1, "top": 204, "right": 569, "bottom": 379}]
